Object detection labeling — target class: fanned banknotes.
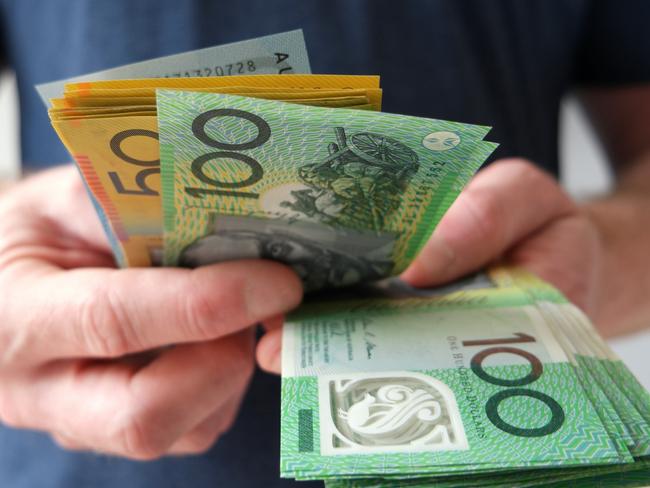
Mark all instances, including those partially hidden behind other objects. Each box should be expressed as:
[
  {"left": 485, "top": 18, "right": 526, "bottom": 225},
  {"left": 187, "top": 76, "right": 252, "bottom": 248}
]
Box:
[
  {"left": 46, "top": 31, "right": 495, "bottom": 278},
  {"left": 51, "top": 76, "right": 383, "bottom": 266},
  {"left": 280, "top": 268, "right": 650, "bottom": 486},
  {"left": 45, "top": 30, "right": 314, "bottom": 265},
  {"left": 157, "top": 90, "right": 496, "bottom": 290}
]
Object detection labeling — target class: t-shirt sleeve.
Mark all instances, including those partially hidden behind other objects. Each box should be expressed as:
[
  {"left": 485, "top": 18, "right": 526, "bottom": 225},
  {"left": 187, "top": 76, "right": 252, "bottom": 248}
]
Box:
[{"left": 573, "top": 0, "right": 650, "bottom": 85}]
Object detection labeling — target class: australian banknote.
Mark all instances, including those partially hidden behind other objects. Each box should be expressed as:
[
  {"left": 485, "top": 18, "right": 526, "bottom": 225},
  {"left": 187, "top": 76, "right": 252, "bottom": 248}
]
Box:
[{"left": 157, "top": 90, "right": 497, "bottom": 290}]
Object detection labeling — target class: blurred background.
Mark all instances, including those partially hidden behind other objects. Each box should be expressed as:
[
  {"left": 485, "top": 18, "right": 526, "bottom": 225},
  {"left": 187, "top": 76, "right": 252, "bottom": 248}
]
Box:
[{"left": 0, "top": 72, "right": 648, "bottom": 388}]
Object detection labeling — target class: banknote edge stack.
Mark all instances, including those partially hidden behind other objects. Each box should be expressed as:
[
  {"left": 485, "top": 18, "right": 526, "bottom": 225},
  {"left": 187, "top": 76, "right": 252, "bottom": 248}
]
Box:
[{"left": 279, "top": 267, "right": 650, "bottom": 487}]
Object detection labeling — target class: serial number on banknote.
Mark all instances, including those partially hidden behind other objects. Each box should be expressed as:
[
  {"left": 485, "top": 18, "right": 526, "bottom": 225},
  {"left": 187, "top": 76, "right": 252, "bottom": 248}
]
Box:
[{"left": 164, "top": 60, "right": 258, "bottom": 78}]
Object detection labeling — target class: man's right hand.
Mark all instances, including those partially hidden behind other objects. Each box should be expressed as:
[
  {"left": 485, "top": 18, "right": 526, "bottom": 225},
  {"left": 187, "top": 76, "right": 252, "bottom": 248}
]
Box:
[{"left": 0, "top": 165, "right": 302, "bottom": 459}]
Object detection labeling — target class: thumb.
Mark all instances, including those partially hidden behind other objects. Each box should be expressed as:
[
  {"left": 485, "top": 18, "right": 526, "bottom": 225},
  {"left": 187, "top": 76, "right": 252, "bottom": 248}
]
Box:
[
  {"left": 401, "top": 159, "right": 576, "bottom": 287},
  {"left": 3, "top": 260, "right": 302, "bottom": 364}
]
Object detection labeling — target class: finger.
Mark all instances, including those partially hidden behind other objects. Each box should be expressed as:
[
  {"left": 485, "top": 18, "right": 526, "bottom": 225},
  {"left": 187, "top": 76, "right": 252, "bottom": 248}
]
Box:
[
  {"left": 0, "top": 200, "right": 114, "bottom": 272},
  {"left": 401, "top": 159, "right": 576, "bottom": 287},
  {"left": 49, "top": 395, "right": 242, "bottom": 458},
  {"left": 23, "top": 165, "right": 112, "bottom": 253},
  {"left": 256, "top": 327, "right": 283, "bottom": 375},
  {"left": 120, "top": 330, "right": 255, "bottom": 458},
  {"left": 507, "top": 214, "right": 601, "bottom": 316},
  {"left": 261, "top": 315, "right": 285, "bottom": 332},
  {"left": 1, "top": 260, "right": 302, "bottom": 364},
  {"left": 51, "top": 432, "right": 87, "bottom": 451},
  {"left": 0, "top": 332, "right": 255, "bottom": 460},
  {"left": 167, "top": 395, "right": 243, "bottom": 456}
]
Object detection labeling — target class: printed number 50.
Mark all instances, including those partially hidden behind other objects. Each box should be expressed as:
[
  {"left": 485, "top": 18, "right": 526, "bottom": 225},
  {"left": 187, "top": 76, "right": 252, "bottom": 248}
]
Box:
[{"left": 108, "top": 129, "right": 159, "bottom": 196}]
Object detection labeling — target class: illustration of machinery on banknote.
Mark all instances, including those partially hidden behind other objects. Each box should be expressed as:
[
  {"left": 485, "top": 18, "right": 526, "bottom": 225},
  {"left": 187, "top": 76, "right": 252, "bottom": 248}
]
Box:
[{"left": 280, "top": 127, "right": 420, "bottom": 228}]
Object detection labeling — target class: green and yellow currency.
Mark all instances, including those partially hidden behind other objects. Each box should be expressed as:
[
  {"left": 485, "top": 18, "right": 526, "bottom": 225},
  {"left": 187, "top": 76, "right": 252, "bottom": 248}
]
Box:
[
  {"left": 42, "top": 30, "right": 315, "bottom": 265},
  {"left": 491, "top": 266, "right": 650, "bottom": 456},
  {"left": 50, "top": 76, "right": 382, "bottom": 266},
  {"left": 156, "top": 90, "right": 497, "bottom": 290},
  {"left": 325, "top": 457, "right": 650, "bottom": 488},
  {"left": 51, "top": 87, "right": 383, "bottom": 110}
]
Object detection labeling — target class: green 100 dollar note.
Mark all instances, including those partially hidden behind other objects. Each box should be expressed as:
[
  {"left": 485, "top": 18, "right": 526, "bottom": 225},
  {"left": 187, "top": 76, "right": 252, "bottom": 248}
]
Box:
[
  {"left": 157, "top": 90, "right": 497, "bottom": 290},
  {"left": 280, "top": 287, "right": 622, "bottom": 480}
]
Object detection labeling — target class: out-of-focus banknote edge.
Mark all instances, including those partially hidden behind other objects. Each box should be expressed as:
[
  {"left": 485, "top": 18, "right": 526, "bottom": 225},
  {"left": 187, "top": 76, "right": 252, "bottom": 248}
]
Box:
[{"left": 36, "top": 29, "right": 310, "bottom": 105}]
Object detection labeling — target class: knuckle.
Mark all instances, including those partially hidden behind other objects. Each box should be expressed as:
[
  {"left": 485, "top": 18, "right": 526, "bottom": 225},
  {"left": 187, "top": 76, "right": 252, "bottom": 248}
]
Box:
[
  {"left": 182, "top": 429, "right": 221, "bottom": 455},
  {"left": 51, "top": 434, "right": 79, "bottom": 451},
  {"left": 0, "top": 391, "right": 22, "bottom": 428},
  {"left": 225, "top": 335, "right": 256, "bottom": 377},
  {"left": 182, "top": 274, "right": 248, "bottom": 339},
  {"left": 462, "top": 184, "right": 508, "bottom": 248},
  {"left": 500, "top": 159, "right": 576, "bottom": 210},
  {"left": 75, "top": 283, "right": 133, "bottom": 357},
  {"left": 112, "top": 407, "right": 167, "bottom": 461}
]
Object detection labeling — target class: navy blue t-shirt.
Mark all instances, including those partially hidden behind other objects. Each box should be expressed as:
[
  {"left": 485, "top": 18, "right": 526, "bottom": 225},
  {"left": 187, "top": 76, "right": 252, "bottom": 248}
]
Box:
[{"left": 1, "top": 1, "right": 650, "bottom": 487}]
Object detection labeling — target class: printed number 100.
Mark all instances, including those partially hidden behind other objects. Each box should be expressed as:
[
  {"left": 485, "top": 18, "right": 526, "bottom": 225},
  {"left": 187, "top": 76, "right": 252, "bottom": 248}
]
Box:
[
  {"left": 463, "top": 333, "right": 565, "bottom": 437},
  {"left": 185, "top": 109, "right": 271, "bottom": 199}
]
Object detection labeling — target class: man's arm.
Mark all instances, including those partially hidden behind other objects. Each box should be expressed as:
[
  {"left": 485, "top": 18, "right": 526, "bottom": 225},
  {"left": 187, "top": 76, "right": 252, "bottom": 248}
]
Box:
[{"left": 580, "top": 85, "right": 650, "bottom": 336}]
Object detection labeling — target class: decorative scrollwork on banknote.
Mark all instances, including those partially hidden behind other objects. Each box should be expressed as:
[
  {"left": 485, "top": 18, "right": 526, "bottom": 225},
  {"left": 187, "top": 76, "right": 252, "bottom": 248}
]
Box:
[{"left": 319, "top": 372, "right": 468, "bottom": 454}]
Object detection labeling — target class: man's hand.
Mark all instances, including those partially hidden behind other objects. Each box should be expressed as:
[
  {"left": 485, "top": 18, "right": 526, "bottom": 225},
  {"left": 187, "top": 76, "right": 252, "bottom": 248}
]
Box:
[
  {"left": 0, "top": 165, "right": 303, "bottom": 459},
  {"left": 400, "top": 158, "right": 602, "bottom": 313}
]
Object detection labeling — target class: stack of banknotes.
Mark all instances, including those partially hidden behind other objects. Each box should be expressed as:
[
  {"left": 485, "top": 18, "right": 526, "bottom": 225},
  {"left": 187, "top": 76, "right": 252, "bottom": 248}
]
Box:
[
  {"left": 281, "top": 268, "right": 650, "bottom": 487},
  {"left": 43, "top": 29, "right": 496, "bottom": 289},
  {"left": 41, "top": 30, "right": 649, "bottom": 486}
]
